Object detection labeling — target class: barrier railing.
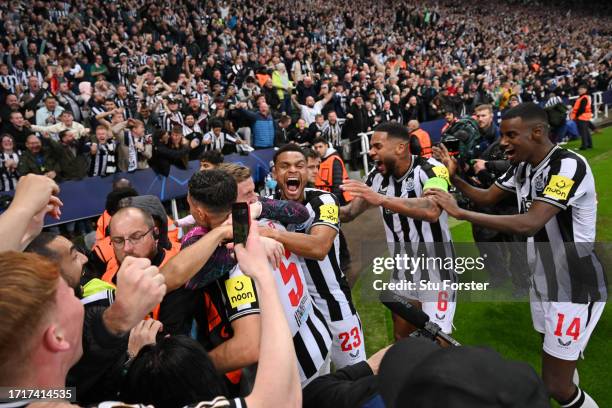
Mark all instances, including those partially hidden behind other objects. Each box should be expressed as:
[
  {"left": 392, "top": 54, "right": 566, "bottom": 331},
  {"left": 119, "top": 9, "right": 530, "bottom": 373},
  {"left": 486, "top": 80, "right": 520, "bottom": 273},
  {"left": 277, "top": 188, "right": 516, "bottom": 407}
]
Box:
[{"left": 568, "top": 91, "right": 609, "bottom": 121}]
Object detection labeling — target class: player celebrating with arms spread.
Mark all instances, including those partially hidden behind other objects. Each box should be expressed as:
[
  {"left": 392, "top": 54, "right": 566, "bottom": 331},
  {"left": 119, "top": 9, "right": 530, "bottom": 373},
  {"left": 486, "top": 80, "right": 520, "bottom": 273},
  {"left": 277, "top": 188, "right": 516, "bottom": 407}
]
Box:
[
  {"left": 261, "top": 144, "right": 364, "bottom": 369},
  {"left": 340, "top": 121, "right": 457, "bottom": 339},
  {"left": 427, "top": 102, "right": 606, "bottom": 408}
]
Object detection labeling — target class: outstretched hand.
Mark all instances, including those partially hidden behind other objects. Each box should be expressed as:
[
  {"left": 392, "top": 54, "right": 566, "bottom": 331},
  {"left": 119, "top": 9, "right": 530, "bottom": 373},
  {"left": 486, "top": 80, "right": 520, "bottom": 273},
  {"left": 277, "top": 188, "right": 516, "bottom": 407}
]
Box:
[
  {"left": 432, "top": 144, "right": 457, "bottom": 178},
  {"left": 341, "top": 179, "right": 384, "bottom": 206}
]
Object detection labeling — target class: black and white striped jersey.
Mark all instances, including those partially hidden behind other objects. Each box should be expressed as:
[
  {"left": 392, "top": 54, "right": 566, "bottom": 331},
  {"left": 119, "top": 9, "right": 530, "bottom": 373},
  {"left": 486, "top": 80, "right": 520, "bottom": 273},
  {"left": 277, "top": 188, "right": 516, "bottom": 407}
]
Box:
[
  {"left": 191, "top": 91, "right": 213, "bottom": 112},
  {"left": 365, "top": 156, "right": 456, "bottom": 287},
  {"left": 277, "top": 188, "right": 357, "bottom": 323},
  {"left": 321, "top": 119, "right": 345, "bottom": 148},
  {"left": 114, "top": 96, "right": 136, "bottom": 119},
  {"left": 245, "top": 220, "right": 332, "bottom": 384},
  {"left": 88, "top": 142, "right": 117, "bottom": 177},
  {"left": 162, "top": 111, "right": 185, "bottom": 131},
  {"left": 0, "top": 152, "right": 19, "bottom": 191},
  {"left": 495, "top": 145, "right": 607, "bottom": 303},
  {"left": 0, "top": 74, "right": 19, "bottom": 94}
]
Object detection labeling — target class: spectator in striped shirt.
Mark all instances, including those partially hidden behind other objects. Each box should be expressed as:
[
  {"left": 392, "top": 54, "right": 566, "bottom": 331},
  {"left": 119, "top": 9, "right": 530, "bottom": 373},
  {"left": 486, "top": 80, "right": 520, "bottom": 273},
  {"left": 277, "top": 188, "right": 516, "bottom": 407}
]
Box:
[
  {"left": 87, "top": 125, "right": 117, "bottom": 177},
  {"left": 0, "top": 134, "right": 20, "bottom": 191},
  {"left": 162, "top": 98, "right": 185, "bottom": 131},
  {"left": 0, "top": 63, "right": 20, "bottom": 94}
]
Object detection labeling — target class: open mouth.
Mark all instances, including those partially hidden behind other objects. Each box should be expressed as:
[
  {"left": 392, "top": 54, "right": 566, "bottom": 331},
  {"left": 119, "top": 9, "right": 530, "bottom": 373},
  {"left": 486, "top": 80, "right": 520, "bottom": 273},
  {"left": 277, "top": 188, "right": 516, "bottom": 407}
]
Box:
[
  {"left": 286, "top": 177, "right": 301, "bottom": 194},
  {"left": 375, "top": 160, "right": 385, "bottom": 173},
  {"left": 504, "top": 148, "right": 516, "bottom": 160}
]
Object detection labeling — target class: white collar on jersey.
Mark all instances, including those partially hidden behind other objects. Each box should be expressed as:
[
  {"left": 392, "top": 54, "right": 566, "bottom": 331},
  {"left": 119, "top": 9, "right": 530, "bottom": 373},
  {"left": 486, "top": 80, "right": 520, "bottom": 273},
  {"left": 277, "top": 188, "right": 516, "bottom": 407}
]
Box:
[
  {"left": 392, "top": 155, "right": 416, "bottom": 182},
  {"left": 533, "top": 145, "right": 559, "bottom": 172}
]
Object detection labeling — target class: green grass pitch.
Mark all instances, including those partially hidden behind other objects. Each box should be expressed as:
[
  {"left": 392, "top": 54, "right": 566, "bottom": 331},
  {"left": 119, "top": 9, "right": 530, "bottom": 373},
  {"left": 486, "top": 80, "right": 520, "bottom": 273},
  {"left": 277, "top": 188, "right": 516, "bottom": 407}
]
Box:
[{"left": 352, "top": 126, "right": 612, "bottom": 406}]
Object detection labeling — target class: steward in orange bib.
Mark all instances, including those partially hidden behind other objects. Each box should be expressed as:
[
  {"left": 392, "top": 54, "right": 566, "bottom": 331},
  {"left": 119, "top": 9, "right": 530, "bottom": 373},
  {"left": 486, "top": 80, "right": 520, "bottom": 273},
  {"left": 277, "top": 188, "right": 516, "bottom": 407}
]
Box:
[
  {"left": 407, "top": 120, "right": 432, "bottom": 158},
  {"left": 104, "top": 205, "right": 195, "bottom": 334},
  {"left": 571, "top": 84, "right": 593, "bottom": 150},
  {"left": 312, "top": 137, "right": 353, "bottom": 205}
]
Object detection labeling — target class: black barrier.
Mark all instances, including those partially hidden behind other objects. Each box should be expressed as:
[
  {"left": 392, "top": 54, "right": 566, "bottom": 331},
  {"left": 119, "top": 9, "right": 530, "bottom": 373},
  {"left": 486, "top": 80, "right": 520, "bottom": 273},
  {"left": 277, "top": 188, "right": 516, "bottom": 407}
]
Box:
[{"left": 0, "top": 149, "right": 275, "bottom": 226}]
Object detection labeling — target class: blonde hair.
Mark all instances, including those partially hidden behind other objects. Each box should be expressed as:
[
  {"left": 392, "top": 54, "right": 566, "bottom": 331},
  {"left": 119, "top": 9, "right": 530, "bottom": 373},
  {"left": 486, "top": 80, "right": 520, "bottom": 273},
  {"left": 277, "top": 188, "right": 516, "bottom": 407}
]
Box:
[
  {"left": 474, "top": 104, "right": 493, "bottom": 114},
  {"left": 0, "top": 252, "right": 59, "bottom": 381},
  {"left": 217, "top": 163, "right": 252, "bottom": 183}
]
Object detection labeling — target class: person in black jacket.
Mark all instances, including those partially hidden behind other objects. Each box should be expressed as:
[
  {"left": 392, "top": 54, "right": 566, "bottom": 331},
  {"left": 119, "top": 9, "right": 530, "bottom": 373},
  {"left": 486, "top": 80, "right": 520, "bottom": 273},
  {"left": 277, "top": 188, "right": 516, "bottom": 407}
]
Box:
[
  {"left": 149, "top": 127, "right": 190, "bottom": 177},
  {"left": 470, "top": 140, "right": 528, "bottom": 295},
  {"left": 24, "top": 232, "right": 166, "bottom": 404},
  {"left": 343, "top": 95, "right": 369, "bottom": 169},
  {"left": 288, "top": 118, "right": 313, "bottom": 146}
]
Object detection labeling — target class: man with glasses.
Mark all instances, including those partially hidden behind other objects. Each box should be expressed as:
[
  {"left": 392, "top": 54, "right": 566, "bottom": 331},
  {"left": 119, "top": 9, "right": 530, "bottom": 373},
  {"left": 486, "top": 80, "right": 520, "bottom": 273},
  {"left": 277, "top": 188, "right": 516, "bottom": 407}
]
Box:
[{"left": 102, "top": 206, "right": 194, "bottom": 335}]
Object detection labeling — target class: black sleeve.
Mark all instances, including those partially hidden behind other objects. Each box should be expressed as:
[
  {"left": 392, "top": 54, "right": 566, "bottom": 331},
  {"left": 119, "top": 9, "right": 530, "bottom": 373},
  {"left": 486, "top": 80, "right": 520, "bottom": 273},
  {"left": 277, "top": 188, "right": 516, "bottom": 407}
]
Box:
[
  {"left": 155, "top": 143, "right": 190, "bottom": 160},
  {"left": 23, "top": 88, "right": 47, "bottom": 111},
  {"left": 409, "top": 134, "right": 421, "bottom": 156},
  {"left": 575, "top": 97, "right": 587, "bottom": 118},
  {"left": 66, "top": 304, "right": 129, "bottom": 404},
  {"left": 302, "top": 361, "right": 378, "bottom": 408},
  {"left": 485, "top": 159, "right": 511, "bottom": 175},
  {"left": 258, "top": 196, "right": 310, "bottom": 224},
  {"left": 157, "top": 287, "right": 197, "bottom": 335},
  {"left": 331, "top": 158, "right": 345, "bottom": 199}
]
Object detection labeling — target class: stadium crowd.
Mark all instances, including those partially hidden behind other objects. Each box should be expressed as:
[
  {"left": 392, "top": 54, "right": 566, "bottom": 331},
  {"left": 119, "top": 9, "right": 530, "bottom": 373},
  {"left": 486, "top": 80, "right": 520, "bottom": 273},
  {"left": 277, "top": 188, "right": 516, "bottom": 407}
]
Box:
[
  {"left": 0, "top": 0, "right": 611, "bottom": 190},
  {"left": 0, "top": 0, "right": 610, "bottom": 407}
]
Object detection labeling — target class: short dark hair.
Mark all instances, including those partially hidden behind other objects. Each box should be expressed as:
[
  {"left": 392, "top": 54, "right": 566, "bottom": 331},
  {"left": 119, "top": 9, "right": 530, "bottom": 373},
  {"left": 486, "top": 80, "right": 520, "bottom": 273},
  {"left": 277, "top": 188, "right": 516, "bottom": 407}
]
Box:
[
  {"left": 58, "top": 130, "right": 70, "bottom": 140},
  {"left": 105, "top": 187, "right": 139, "bottom": 215},
  {"left": 209, "top": 119, "right": 224, "bottom": 129},
  {"left": 501, "top": 102, "right": 548, "bottom": 124},
  {"left": 273, "top": 143, "right": 306, "bottom": 164},
  {"left": 302, "top": 147, "right": 319, "bottom": 160},
  {"left": 374, "top": 121, "right": 410, "bottom": 142},
  {"left": 188, "top": 169, "right": 236, "bottom": 213},
  {"left": 25, "top": 232, "right": 60, "bottom": 262},
  {"left": 199, "top": 149, "right": 224, "bottom": 165},
  {"left": 312, "top": 137, "right": 328, "bottom": 146},
  {"left": 121, "top": 335, "right": 227, "bottom": 407}
]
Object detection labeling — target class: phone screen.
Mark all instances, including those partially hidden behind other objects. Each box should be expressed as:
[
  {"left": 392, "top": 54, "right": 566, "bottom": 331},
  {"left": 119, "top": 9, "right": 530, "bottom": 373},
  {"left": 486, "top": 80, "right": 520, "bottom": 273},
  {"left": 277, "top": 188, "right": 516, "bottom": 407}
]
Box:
[{"left": 232, "top": 203, "right": 250, "bottom": 245}]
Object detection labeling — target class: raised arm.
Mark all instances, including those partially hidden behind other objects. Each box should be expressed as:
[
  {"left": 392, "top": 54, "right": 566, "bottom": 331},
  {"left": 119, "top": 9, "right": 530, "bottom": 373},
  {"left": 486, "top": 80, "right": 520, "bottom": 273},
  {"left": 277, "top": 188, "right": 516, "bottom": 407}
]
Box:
[
  {"left": 341, "top": 179, "right": 440, "bottom": 223},
  {"left": 426, "top": 190, "right": 560, "bottom": 237},
  {"left": 237, "top": 227, "right": 301, "bottom": 408},
  {"left": 0, "top": 174, "right": 62, "bottom": 251},
  {"left": 339, "top": 196, "right": 373, "bottom": 223},
  {"left": 260, "top": 224, "right": 336, "bottom": 261},
  {"left": 160, "top": 226, "right": 232, "bottom": 291},
  {"left": 258, "top": 196, "right": 310, "bottom": 225}
]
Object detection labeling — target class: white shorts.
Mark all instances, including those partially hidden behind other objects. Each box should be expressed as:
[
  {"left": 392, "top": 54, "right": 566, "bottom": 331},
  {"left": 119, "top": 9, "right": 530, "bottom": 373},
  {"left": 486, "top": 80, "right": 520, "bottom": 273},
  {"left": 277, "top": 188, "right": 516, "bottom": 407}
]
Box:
[
  {"left": 390, "top": 283, "right": 456, "bottom": 334},
  {"left": 328, "top": 313, "right": 366, "bottom": 369},
  {"left": 531, "top": 299, "right": 605, "bottom": 361},
  {"left": 421, "top": 290, "right": 456, "bottom": 334}
]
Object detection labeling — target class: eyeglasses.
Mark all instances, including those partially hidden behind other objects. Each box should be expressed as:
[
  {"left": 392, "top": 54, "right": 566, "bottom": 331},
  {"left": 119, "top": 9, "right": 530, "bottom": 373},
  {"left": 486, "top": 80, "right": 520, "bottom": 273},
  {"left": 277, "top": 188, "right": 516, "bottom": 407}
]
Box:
[{"left": 110, "top": 227, "right": 154, "bottom": 247}]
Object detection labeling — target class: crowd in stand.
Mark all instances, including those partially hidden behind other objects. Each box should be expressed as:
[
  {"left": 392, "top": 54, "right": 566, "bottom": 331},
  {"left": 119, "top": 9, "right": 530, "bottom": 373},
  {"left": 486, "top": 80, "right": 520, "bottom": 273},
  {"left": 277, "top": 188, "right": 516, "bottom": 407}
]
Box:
[{"left": 0, "top": 0, "right": 611, "bottom": 191}]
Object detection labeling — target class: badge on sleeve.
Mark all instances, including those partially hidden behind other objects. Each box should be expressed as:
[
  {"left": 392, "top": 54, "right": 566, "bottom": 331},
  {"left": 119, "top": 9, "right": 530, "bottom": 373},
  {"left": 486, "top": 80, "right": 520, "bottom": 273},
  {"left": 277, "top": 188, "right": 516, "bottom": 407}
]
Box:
[
  {"left": 319, "top": 203, "right": 339, "bottom": 224},
  {"left": 432, "top": 166, "right": 450, "bottom": 185},
  {"left": 226, "top": 276, "right": 256, "bottom": 308},
  {"left": 543, "top": 175, "right": 574, "bottom": 201}
]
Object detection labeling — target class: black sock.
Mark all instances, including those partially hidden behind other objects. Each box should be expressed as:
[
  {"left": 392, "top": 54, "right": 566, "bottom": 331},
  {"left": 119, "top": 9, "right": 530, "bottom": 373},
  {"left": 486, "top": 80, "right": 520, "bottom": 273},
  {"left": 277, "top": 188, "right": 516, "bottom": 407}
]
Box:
[{"left": 560, "top": 387, "right": 583, "bottom": 408}]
